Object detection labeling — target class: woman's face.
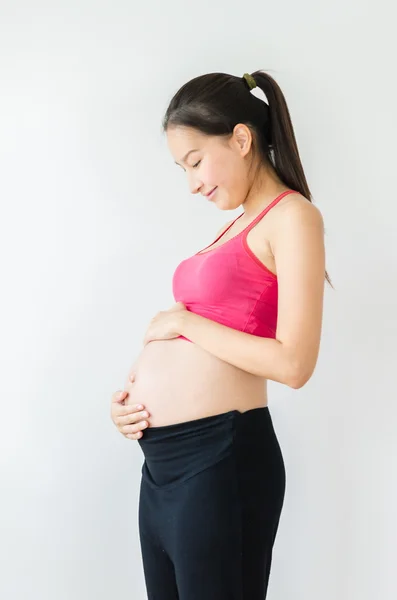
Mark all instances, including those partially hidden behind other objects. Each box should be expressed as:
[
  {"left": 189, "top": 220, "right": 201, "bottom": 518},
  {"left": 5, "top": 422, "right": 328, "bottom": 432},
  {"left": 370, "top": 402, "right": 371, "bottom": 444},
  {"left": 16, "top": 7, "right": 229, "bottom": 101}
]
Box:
[{"left": 166, "top": 125, "right": 254, "bottom": 211}]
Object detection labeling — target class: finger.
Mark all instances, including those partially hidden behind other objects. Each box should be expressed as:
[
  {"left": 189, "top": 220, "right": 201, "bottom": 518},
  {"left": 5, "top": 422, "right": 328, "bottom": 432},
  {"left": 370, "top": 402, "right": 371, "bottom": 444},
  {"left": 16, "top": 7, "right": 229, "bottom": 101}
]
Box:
[
  {"left": 112, "top": 390, "right": 127, "bottom": 404},
  {"left": 126, "top": 431, "right": 143, "bottom": 440},
  {"left": 112, "top": 407, "right": 146, "bottom": 424},
  {"left": 118, "top": 410, "right": 149, "bottom": 427},
  {"left": 120, "top": 420, "right": 148, "bottom": 434},
  {"left": 117, "top": 403, "right": 145, "bottom": 416}
]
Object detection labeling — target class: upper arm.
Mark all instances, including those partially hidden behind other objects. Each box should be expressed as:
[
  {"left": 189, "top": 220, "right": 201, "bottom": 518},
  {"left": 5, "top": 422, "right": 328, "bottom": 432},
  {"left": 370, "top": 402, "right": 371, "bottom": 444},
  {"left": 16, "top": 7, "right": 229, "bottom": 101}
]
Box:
[{"left": 273, "top": 199, "right": 326, "bottom": 387}]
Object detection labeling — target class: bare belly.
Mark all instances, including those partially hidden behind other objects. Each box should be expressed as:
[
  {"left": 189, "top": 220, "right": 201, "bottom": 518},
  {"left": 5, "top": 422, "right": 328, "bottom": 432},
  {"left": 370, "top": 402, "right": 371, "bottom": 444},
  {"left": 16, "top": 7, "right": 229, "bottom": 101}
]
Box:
[{"left": 123, "top": 338, "right": 268, "bottom": 427}]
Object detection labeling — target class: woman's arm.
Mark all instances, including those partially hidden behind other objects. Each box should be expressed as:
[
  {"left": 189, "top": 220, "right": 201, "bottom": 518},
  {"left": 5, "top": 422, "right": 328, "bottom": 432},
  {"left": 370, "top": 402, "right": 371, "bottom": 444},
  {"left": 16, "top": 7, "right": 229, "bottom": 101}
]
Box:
[{"left": 178, "top": 199, "right": 326, "bottom": 389}]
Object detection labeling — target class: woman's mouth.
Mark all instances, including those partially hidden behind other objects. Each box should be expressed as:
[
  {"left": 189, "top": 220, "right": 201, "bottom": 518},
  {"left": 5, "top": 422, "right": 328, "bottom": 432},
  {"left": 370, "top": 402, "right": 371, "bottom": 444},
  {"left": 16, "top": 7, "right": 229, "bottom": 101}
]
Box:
[{"left": 207, "top": 187, "right": 217, "bottom": 200}]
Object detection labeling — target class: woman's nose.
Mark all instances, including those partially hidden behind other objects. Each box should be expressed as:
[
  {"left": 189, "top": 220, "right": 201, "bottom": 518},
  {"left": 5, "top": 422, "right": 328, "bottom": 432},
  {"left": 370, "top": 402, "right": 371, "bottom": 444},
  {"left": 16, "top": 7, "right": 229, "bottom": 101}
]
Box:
[
  {"left": 187, "top": 174, "right": 203, "bottom": 195},
  {"left": 190, "top": 184, "right": 201, "bottom": 195}
]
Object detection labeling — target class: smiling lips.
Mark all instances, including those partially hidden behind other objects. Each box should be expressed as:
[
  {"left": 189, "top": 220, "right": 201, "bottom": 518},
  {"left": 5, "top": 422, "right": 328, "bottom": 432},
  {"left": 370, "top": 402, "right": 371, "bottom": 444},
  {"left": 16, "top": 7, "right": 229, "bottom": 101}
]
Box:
[{"left": 205, "top": 187, "right": 217, "bottom": 198}]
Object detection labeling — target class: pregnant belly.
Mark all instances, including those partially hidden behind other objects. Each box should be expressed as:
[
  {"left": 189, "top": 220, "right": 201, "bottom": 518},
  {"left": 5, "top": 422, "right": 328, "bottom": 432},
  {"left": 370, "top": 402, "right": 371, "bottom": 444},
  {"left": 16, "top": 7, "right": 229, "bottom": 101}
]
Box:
[{"left": 123, "top": 338, "right": 267, "bottom": 427}]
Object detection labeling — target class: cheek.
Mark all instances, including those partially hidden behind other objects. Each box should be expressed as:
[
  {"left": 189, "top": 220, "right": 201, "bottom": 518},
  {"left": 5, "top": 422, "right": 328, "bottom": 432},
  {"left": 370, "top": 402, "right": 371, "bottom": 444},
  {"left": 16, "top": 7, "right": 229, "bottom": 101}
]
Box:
[
  {"left": 203, "top": 159, "right": 230, "bottom": 188},
  {"left": 227, "top": 158, "right": 247, "bottom": 191},
  {"left": 200, "top": 162, "right": 218, "bottom": 185}
]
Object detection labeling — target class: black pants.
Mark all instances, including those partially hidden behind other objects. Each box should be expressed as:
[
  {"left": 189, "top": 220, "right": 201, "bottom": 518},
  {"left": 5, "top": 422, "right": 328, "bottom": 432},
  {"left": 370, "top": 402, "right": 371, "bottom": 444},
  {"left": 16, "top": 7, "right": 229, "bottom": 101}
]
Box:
[{"left": 137, "top": 406, "right": 286, "bottom": 600}]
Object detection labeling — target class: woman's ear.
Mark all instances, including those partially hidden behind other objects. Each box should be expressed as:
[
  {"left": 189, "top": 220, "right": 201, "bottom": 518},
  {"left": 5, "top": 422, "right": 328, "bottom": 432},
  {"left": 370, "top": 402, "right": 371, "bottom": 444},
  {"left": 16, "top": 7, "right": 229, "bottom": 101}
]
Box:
[{"left": 232, "top": 123, "right": 253, "bottom": 158}]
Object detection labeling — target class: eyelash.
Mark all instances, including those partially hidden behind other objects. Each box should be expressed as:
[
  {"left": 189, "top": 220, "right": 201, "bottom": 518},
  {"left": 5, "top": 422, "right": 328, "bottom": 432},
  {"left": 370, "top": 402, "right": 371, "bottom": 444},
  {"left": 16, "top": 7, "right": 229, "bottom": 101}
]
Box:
[{"left": 179, "top": 159, "right": 201, "bottom": 172}]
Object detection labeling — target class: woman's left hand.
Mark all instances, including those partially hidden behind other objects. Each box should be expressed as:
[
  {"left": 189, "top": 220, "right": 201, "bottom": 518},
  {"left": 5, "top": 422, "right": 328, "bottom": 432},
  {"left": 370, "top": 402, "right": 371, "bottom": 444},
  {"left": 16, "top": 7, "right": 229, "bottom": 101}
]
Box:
[{"left": 143, "top": 302, "right": 188, "bottom": 345}]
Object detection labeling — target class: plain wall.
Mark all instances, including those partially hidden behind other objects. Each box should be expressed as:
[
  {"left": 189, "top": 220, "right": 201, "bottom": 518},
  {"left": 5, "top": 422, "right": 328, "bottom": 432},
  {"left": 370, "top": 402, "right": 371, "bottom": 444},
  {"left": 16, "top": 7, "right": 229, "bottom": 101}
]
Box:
[{"left": 1, "top": 1, "right": 396, "bottom": 598}]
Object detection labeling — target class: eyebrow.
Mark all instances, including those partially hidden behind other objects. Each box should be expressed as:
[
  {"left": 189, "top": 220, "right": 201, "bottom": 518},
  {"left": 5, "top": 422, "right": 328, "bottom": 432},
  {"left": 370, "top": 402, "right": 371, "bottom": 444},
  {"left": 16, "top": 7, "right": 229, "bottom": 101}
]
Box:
[{"left": 174, "top": 149, "right": 200, "bottom": 166}]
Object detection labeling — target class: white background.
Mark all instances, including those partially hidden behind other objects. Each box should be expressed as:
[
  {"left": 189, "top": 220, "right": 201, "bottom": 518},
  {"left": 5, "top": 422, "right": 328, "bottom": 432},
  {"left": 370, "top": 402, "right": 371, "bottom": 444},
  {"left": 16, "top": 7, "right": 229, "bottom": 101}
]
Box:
[{"left": 1, "top": 1, "right": 396, "bottom": 598}]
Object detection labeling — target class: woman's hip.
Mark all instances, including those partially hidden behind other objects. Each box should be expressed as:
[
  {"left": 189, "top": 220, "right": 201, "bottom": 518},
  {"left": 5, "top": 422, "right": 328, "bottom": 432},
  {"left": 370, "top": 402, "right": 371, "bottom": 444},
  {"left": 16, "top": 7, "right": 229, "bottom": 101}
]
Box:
[{"left": 137, "top": 405, "right": 286, "bottom": 493}]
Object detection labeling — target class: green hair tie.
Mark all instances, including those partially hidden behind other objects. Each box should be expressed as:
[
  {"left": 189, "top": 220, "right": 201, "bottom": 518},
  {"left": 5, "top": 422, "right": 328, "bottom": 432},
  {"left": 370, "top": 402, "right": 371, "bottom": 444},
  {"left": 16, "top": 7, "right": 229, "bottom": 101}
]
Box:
[{"left": 243, "top": 73, "right": 257, "bottom": 90}]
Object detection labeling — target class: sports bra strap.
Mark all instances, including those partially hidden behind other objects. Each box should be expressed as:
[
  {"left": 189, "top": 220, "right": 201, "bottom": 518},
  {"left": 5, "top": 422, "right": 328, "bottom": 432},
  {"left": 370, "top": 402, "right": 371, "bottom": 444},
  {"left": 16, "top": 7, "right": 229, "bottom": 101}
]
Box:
[
  {"left": 243, "top": 189, "right": 296, "bottom": 233},
  {"left": 209, "top": 212, "right": 244, "bottom": 246},
  {"left": 196, "top": 189, "right": 296, "bottom": 254}
]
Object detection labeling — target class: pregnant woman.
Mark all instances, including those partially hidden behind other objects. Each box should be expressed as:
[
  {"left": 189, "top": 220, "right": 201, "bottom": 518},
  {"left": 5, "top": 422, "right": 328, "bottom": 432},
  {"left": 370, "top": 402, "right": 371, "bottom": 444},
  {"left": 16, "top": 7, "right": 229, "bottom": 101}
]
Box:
[{"left": 111, "top": 70, "right": 330, "bottom": 599}]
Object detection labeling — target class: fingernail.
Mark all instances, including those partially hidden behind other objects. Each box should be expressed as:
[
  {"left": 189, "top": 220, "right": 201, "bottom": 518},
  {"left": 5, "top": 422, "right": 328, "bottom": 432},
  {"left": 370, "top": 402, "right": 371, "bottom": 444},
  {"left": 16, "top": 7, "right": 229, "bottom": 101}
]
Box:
[{"left": 136, "top": 404, "right": 143, "bottom": 409}]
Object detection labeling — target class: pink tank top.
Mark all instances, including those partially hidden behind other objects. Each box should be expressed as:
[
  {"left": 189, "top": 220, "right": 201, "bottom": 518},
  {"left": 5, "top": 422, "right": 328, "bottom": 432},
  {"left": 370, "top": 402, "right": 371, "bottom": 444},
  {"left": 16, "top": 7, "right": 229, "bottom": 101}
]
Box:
[{"left": 172, "top": 190, "right": 296, "bottom": 342}]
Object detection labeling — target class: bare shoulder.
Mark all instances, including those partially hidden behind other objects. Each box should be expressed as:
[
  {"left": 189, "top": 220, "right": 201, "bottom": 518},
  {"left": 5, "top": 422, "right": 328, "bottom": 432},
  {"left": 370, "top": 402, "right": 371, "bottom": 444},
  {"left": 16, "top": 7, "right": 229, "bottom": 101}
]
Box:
[
  {"left": 276, "top": 192, "right": 324, "bottom": 224},
  {"left": 270, "top": 192, "right": 324, "bottom": 245}
]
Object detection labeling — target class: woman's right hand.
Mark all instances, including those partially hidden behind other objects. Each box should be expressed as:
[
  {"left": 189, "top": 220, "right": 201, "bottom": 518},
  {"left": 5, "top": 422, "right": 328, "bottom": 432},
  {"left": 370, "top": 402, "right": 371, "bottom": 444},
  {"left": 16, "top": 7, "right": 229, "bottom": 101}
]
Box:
[{"left": 111, "top": 373, "right": 150, "bottom": 440}]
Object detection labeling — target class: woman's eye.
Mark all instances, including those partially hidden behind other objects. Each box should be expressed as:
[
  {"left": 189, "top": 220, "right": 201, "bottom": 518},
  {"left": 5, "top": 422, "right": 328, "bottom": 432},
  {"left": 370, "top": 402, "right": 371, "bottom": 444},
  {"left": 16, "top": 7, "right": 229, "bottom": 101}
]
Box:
[{"left": 177, "top": 160, "right": 201, "bottom": 172}]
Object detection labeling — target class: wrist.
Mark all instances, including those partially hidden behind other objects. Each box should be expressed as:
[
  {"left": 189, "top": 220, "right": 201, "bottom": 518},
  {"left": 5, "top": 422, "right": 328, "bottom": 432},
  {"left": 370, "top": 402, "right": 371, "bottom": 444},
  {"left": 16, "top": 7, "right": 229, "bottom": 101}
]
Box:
[{"left": 177, "top": 310, "right": 189, "bottom": 336}]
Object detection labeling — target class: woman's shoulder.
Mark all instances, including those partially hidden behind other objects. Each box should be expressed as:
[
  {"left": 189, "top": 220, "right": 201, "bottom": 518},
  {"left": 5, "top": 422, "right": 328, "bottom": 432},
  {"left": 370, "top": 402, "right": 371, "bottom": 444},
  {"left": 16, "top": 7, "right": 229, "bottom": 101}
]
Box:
[
  {"left": 277, "top": 191, "right": 323, "bottom": 218},
  {"left": 269, "top": 191, "right": 324, "bottom": 233},
  {"left": 267, "top": 191, "right": 325, "bottom": 251}
]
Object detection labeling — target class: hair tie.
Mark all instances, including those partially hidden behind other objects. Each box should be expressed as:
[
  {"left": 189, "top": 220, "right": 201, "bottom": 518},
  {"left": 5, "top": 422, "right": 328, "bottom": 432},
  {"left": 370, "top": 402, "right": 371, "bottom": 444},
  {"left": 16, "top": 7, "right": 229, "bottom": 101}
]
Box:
[{"left": 242, "top": 73, "right": 257, "bottom": 90}]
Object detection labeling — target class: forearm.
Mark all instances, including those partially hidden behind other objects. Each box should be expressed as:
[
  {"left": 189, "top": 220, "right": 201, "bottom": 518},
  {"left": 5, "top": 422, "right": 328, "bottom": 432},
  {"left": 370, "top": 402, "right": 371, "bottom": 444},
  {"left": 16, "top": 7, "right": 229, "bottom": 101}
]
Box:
[{"left": 179, "top": 311, "right": 301, "bottom": 388}]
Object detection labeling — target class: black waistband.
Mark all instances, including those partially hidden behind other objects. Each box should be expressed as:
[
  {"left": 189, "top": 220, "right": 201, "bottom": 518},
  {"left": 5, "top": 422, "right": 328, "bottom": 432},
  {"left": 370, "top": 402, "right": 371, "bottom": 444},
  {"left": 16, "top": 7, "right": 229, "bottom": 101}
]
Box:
[{"left": 137, "top": 407, "right": 270, "bottom": 489}]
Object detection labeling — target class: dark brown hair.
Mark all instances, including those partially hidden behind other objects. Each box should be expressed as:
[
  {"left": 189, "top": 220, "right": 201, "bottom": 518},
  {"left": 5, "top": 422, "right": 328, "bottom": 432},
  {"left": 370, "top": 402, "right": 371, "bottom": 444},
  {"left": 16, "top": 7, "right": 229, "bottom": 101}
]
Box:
[{"left": 162, "top": 70, "right": 332, "bottom": 287}]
